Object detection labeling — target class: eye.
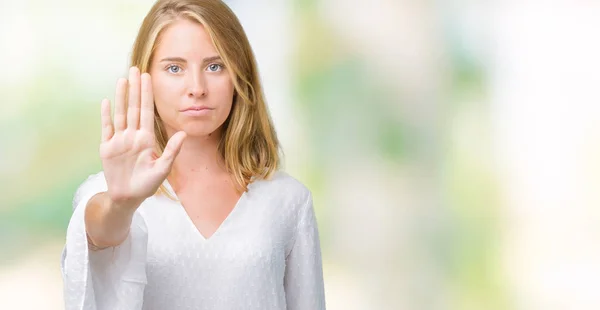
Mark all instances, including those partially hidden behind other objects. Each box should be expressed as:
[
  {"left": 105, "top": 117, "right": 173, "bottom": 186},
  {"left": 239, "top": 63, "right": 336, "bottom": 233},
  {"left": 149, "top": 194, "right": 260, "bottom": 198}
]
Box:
[
  {"left": 166, "top": 64, "right": 182, "bottom": 74},
  {"left": 207, "top": 63, "right": 223, "bottom": 72}
]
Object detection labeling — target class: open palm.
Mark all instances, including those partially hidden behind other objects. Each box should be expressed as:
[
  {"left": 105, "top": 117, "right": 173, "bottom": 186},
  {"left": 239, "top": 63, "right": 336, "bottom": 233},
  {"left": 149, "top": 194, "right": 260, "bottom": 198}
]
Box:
[{"left": 99, "top": 67, "right": 186, "bottom": 206}]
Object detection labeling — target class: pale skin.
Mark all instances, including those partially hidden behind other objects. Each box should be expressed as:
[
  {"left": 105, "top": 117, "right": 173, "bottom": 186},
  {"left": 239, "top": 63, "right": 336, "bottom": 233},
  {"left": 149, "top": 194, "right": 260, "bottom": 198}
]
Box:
[{"left": 85, "top": 19, "right": 243, "bottom": 249}]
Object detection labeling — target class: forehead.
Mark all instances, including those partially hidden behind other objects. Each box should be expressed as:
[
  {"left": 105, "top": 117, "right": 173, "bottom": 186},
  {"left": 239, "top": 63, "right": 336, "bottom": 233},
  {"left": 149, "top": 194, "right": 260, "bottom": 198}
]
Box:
[{"left": 154, "top": 18, "right": 218, "bottom": 59}]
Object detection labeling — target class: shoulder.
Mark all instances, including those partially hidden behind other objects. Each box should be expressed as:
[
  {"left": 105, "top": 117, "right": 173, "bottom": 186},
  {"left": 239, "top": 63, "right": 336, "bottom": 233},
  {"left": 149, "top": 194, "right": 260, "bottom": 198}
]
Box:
[
  {"left": 76, "top": 171, "right": 107, "bottom": 190},
  {"left": 253, "top": 170, "right": 311, "bottom": 197},
  {"left": 73, "top": 171, "right": 107, "bottom": 209},
  {"left": 249, "top": 170, "right": 312, "bottom": 206}
]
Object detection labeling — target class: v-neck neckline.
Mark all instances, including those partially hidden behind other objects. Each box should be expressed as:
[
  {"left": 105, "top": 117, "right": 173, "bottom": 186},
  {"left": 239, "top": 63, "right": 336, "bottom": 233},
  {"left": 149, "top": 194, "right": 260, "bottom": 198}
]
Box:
[{"left": 163, "top": 179, "right": 249, "bottom": 242}]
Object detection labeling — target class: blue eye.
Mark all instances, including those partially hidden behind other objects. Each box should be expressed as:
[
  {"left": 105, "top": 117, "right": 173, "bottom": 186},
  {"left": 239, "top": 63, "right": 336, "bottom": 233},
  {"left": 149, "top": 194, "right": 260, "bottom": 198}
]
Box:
[
  {"left": 207, "top": 63, "right": 222, "bottom": 72},
  {"left": 167, "top": 64, "right": 181, "bottom": 74}
]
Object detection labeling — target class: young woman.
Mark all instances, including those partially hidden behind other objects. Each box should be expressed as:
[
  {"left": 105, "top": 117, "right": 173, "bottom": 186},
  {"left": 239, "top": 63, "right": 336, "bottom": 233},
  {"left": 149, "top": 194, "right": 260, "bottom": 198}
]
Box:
[{"left": 61, "top": 0, "right": 326, "bottom": 309}]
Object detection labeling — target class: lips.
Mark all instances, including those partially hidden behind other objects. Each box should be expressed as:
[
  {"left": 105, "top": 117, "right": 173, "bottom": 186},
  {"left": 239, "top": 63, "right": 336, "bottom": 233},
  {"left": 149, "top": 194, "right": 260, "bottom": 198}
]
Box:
[
  {"left": 180, "top": 105, "right": 214, "bottom": 117},
  {"left": 181, "top": 106, "right": 213, "bottom": 112}
]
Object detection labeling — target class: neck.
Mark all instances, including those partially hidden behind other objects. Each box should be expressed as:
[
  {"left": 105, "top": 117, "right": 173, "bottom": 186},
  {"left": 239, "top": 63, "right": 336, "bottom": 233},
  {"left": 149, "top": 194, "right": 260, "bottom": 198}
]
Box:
[{"left": 165, "top": 128, "right": 228, "bottom": 189}]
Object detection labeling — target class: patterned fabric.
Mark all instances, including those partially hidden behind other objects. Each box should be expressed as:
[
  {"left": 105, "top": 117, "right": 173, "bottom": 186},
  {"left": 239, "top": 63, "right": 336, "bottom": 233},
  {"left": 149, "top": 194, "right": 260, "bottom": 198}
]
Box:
[{"left": 61, "top": 170, "right": 326, "bottom": 310}]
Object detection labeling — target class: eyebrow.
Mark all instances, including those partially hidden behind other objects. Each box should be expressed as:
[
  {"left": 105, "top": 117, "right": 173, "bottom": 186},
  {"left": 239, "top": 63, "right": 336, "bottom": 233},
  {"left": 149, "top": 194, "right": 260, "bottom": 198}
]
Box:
[{"left": 159, "top": 56, "right": 222, "bottom": 64}]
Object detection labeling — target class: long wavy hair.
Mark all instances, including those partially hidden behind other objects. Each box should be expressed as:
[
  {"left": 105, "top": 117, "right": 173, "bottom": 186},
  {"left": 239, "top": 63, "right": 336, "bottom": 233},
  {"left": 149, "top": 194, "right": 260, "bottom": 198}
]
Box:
[{"left": 129, "top": 0, "right": 281, "bottom": 198}]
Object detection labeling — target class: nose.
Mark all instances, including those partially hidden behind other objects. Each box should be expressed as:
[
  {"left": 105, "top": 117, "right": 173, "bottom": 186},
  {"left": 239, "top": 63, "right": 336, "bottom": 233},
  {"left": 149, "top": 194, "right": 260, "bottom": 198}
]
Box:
[{"left": 187, "top": 68, "right": 207, "bottom": 98}]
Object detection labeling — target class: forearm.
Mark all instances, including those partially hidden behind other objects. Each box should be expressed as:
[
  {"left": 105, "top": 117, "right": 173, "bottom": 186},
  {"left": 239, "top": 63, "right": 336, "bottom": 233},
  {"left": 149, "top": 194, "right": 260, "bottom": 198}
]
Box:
[{"left": 84, "top": 192, "right": 141, "bottom": 250}]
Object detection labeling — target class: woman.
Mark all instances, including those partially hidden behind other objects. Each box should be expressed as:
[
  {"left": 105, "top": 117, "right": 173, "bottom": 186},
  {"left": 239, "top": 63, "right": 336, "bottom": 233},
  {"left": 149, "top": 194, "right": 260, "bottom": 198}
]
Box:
[{"left": 61, "top": 0, "right": 326, "bottom": 309}]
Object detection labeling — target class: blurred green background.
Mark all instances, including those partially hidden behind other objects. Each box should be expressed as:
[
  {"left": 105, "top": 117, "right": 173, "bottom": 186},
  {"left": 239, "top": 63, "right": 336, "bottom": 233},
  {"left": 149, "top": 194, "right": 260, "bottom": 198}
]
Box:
[{"left": 2, "top": 0, "right": 600, "bottom": 309}]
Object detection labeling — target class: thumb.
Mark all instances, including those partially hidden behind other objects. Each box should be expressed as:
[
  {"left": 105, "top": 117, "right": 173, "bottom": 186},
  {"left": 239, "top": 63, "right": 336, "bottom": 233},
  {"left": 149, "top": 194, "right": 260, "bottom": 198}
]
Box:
[{"left": 156, "top": 131, "right": 186, "bottom": 172}]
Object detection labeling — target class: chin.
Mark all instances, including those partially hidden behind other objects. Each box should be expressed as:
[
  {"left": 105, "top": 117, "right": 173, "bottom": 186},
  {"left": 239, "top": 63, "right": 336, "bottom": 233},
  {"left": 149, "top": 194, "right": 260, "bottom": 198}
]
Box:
[{"left": 180, "top": 122, "right": 223, "bottom": 138}]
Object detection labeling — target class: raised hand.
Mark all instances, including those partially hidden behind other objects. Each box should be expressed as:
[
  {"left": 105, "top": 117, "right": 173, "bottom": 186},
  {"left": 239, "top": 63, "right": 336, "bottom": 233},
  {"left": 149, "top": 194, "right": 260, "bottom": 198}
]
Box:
[{"left": 99, "top": 67, "right": 186, "bottom": 208}]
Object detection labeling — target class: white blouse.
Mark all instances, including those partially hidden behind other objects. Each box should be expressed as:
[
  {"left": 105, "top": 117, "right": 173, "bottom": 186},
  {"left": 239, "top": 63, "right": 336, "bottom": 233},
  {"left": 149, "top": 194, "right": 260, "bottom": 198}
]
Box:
[{"left": 61, "top": 170, "right": 326, "bottom": 310}]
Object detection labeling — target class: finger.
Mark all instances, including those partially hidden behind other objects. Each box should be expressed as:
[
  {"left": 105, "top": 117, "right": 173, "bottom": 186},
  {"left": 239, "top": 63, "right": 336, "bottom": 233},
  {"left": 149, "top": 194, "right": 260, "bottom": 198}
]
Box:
[
  {"left": 101, "top": 98, "right": 114, "bottom": 142},
  {"left": 156, "top": 131, "right": 187, "bottom": 172},
  {"left": 127, "top": 67, "right": 141, "bottom": 130},
  {"left": 140, "top": 73, "right": 155, "bottom": 131},
  {"left": 114, "top": 78, "right": 128, "bottom": 131}
]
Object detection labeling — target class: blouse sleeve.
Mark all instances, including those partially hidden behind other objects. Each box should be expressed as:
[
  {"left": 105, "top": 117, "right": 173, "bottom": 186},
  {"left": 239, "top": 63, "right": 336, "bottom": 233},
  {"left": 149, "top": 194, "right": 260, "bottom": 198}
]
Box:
[
  {"left": 284, "top": 191, "right": 327, "bottom": 310},
  {"left": 60, "top": 171, "right": 148, "bottom": 310}
]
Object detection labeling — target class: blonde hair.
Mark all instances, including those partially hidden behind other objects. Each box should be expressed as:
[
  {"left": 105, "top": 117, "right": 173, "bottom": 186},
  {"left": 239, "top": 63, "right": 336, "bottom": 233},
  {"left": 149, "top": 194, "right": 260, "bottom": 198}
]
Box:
[{"left": 129, "top": 0, "right": 281, "bottom": 198}]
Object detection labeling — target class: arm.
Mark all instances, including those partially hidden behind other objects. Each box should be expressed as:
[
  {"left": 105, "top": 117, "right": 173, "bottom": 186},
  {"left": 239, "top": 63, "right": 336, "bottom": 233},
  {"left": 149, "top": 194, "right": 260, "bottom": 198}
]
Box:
[
  {"left": 62, "top": 172, "right": 149, "bottom": 310},
  {"left": 85, "top": 68, "right": 183, "bottom": 250},
  {"left": 85, "top": 192, "right": 142, "bottom": 250},
  {"left": 62, "top": 68, "right": 183, "bottom": 309},
  {"left": 284, "top": 192, "right": 327, "bottom": 310}
]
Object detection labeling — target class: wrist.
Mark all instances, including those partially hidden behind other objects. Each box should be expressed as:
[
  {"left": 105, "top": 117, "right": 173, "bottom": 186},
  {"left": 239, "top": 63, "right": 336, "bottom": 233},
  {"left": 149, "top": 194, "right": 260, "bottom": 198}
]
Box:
[{"left": 105, "top": 194, "right": 141, "bottom": 216}]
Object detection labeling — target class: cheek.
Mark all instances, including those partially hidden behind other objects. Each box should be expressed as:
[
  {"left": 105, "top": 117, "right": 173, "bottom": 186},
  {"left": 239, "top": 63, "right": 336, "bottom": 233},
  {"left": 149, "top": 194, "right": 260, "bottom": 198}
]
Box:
[
  {"left": 151, "top": 80, "right": 179, "bottom": 123},
  {"left": 153, "top": 78, "right": 176, "bottom": 99},
  {"left": 152, "top": 78, "right": 183, "bottom": 109},
  {"left": 210, "top": 76, "right": 235, "bottom": 105}
]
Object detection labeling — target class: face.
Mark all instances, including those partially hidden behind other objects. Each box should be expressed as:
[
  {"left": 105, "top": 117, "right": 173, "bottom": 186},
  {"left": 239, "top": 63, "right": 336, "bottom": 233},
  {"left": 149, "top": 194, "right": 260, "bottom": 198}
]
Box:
[{"left": 149, "top": 18, "right": 234, "bottom": 138}]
